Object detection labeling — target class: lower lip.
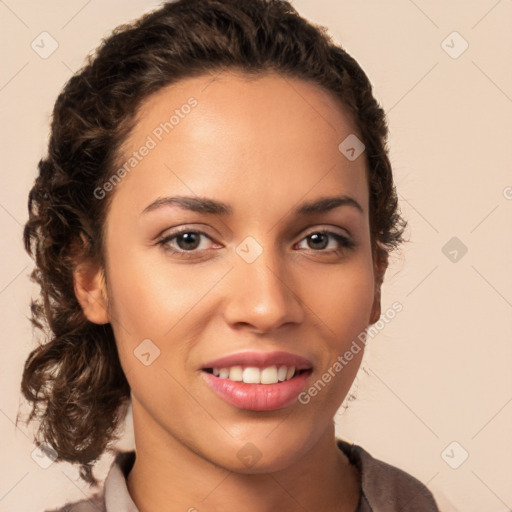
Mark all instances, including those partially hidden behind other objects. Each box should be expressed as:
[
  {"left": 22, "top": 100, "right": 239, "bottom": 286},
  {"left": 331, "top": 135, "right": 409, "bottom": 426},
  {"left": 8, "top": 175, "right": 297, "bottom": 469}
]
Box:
[{"left": 201, "top": 370, "right": 311, "bottom": 411}]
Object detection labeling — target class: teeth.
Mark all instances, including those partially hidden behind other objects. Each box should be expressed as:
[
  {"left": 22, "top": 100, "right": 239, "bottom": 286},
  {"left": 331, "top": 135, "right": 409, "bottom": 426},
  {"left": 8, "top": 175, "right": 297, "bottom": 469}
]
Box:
[
  {"left": 229, "top": 366, "right": 243, "bottom": 381},
  {"left": 260, "top": 366, "right": 278, "bottom": 384},
  {"left": 243, "top": 367, "right": 261, "bottom": 384},
  {"left": 212, "top": 365, "right": 298, "bottom": 384}
]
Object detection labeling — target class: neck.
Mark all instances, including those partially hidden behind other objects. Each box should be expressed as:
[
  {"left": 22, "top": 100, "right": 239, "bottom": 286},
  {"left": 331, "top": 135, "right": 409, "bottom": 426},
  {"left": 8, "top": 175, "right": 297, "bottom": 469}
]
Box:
[{"left": 126, "top": 400, "right": 360, "bottom": 512}]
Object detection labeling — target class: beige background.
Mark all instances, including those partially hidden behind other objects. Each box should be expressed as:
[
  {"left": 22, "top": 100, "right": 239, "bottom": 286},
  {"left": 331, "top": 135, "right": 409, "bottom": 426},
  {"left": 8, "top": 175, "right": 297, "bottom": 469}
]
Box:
[{"left": 1, "top": 1, "right": 511, "bottom": 511}]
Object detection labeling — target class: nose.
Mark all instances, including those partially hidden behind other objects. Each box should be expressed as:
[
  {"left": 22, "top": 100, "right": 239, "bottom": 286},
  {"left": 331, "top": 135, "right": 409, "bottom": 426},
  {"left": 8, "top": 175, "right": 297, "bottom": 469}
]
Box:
[{"left": 223, "top": 246, "right": 305, "bottom": 334}]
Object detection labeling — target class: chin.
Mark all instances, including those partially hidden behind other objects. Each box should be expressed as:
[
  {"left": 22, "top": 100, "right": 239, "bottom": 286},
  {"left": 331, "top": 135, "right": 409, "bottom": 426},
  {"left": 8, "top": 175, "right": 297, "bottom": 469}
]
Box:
[
  {"left": 202, "top": 432, "right": 312, "bottom": 474},
  {"left": 222, "top": 450, "right": 301, "bottom": 475}
]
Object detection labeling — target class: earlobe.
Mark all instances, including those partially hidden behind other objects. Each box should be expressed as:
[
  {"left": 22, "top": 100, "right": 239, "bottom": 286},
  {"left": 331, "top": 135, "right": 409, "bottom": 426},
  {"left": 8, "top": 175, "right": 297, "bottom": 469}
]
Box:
[{"left": 73, "top": 261, "right": 110, "bottom": 325}]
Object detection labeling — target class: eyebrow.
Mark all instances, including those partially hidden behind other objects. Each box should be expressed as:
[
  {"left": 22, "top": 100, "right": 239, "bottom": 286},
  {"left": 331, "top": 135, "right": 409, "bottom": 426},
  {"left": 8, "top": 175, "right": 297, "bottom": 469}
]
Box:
[{"left": 141, "top": 194, "right": 364, "bottom": 216}]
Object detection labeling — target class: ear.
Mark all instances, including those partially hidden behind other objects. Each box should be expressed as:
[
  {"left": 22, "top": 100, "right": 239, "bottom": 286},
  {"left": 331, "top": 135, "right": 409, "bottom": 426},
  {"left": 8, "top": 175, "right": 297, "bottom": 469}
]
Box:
[
  {"left": 369, "top": 245, "right": 389, "bottom": 325},
  {"left": 73, "top": 260, "right": 110, "bottom": 325}
]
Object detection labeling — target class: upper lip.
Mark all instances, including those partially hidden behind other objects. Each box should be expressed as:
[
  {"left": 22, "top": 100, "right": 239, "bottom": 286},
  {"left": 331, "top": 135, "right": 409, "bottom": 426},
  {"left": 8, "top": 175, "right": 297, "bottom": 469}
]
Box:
[{"left": 201, "top": 351, "right": 313, "bottom": 370}]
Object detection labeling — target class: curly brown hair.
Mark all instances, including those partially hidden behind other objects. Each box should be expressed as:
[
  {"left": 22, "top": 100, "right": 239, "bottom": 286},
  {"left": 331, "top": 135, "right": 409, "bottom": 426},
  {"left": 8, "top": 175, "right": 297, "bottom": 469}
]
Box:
[{"left": 18, "top": 0, "right": 407, "bottom": 486}]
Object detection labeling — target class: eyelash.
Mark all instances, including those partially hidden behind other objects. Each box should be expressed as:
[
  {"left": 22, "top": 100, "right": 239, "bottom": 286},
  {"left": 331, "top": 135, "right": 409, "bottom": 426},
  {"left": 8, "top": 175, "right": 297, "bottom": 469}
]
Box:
[{"left": 156, "top": 227, "right": 356, "bottom": 259}]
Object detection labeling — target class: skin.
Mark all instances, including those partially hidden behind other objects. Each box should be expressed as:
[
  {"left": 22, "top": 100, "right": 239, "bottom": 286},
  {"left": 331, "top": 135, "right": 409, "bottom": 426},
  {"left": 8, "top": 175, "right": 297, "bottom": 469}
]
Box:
[{"left": 74, "top": 70, "right": 388, "bottom": 512}]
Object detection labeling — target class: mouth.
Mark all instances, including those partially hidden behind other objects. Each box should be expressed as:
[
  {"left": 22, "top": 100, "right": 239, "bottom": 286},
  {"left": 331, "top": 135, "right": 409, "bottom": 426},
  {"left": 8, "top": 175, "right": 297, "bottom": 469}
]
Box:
[{"left": 199, "top": 351, "right": 314, "bottom": 411}]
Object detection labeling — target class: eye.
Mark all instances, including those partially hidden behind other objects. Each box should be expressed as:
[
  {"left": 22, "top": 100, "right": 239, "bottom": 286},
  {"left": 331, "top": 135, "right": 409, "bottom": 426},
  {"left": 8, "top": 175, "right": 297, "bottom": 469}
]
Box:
[
  {"left": 157, "top": 229, "right": 217, "bottom": 257},
  {"left": 156, "top": 227, "right": 355, "bottom": 259},
  {"left": 296, "top": 229, "right": 355, "bottom": 254}
]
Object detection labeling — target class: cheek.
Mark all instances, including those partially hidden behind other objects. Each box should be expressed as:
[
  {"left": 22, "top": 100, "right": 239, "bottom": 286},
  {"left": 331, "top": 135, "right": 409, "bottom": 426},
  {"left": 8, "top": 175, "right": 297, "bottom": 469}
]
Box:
[
  {"left": 105, "top": 247, "right": 202, "bottom": 334},
  {"left": 104, "top": 249, "right": 223, "bottom": 381},
  {"left": 299, "top": 266, "right": 372, "bottom": 412},
  {"left": 305, "top": 259, "right": 376, "bottom": 337}
]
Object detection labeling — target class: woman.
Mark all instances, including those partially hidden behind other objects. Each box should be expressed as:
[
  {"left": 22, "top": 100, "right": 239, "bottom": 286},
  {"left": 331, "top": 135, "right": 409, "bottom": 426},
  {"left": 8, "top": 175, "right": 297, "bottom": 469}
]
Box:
[{"left": 20, "top": 0, "right": 440, "bottom": 510}]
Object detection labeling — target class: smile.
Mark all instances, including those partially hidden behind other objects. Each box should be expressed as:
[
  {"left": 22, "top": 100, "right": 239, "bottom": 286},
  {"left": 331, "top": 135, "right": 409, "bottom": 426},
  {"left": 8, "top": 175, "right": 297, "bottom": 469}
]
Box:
[{"left": 203, "top": 365, "right": 308, "bottom": 384}]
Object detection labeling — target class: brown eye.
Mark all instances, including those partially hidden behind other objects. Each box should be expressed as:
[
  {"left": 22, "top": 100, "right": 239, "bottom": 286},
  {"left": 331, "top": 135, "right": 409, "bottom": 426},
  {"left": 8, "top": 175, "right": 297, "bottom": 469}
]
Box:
[
  {"left": 157, "top": 229, "right": 215, "bottom": 256},
  {"left": 297, "top": 229, "right": 355, "bottom": 253}
]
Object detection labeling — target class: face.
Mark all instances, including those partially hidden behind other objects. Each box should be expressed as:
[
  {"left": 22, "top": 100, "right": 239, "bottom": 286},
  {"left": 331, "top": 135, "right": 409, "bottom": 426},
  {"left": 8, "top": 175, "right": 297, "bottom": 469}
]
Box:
[{"left": 80, "top": 70, "right": 384, "bottom": 473}]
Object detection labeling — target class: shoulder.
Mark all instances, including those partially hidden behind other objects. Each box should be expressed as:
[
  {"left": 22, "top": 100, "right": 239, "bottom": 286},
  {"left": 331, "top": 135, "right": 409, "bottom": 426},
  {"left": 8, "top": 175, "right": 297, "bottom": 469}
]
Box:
[
  {"left": 336, "top": 439, "right": 440, "bottom": 512},
  {"left": 44, "top": 491, "right": 105, "bottom": 512},
  {"left": 43, "top": 451, "right": 137, "bottom": 512},
  {"left": 45, "top": 450, "right": 138, "bottom": 512}
]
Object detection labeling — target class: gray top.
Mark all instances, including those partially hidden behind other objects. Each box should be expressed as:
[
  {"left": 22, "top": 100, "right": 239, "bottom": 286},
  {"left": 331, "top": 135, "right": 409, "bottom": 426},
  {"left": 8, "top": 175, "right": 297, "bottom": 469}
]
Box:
[{"left": 46, "top": 439, "right": 440, "bottom": 511}]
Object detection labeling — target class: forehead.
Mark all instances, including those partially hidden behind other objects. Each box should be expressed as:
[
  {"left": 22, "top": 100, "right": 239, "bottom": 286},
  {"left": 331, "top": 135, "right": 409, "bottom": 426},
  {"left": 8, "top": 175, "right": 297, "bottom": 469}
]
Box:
[
  {"left": 109, "top": 70, "right": 368, "bottom": 223},
  {"left": 130, "top": 69, "right": 360, "bottom": 145}
]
